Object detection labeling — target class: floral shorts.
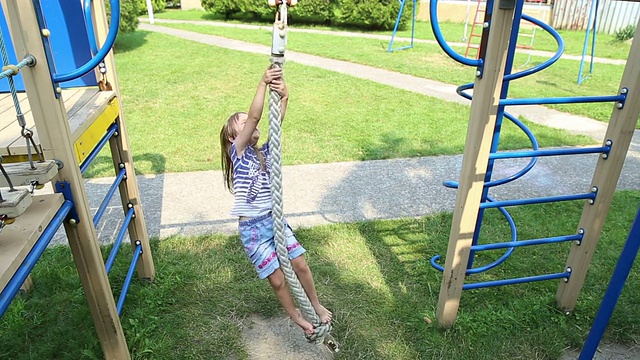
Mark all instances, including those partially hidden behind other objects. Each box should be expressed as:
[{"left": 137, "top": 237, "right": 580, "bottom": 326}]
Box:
[{"left": 238, "top": 213, "right": 305, "bottom": 279}]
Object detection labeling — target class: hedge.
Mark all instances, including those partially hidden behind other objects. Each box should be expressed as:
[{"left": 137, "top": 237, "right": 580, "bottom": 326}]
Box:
[{"left": 200, "top": 0, "right": 414, "bottom": 30}]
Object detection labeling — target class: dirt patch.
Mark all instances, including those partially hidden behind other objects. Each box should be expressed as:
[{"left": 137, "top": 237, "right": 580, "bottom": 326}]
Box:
[
  {"left": 241, "top": 314, "right": 334, "bottom": 360},
  {"left": 562, "top": 342, "right": 640, "bottom": 360}
]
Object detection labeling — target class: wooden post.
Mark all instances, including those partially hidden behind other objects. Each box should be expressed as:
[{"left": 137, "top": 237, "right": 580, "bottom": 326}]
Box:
[
  {"left": 90, "top": 0, "right": 155, "bottom": 280},
  {"left": 436, "top": 1, "right": 516, "bottom": 328},
  {"left": 556, "top": 21, "right": 640, "bottom": 312},
  {"left": 2, "top": 1, "right": 130, "bottom": 358}
]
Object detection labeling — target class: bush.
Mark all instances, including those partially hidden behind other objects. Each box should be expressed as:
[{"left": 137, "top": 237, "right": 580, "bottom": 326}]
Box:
[
  {"left": 106, "top": 0, "right": 140, "bottom": 34},
  {"left": 201, "top": 0, "right": 415, "bottom": 30},
  {"left": 335, "top": 0, "right": 411, "bottom": 30},
  {"left": 615, "top": 24, "right": 636, "bottom": 41},
  {"left": 138, "top": 0, "right": 167, "bottom": 15}
]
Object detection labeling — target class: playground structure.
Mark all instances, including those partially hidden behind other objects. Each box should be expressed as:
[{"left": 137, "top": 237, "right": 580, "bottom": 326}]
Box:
[
  {"left": 429, "top": 0, "right": 640, "bottom": 343},
  {"left": 0, "top": 1, "right": 154, "bottom": 358},
  {"left": 388, "top": 0, "right": 417, "bottom": 52}
]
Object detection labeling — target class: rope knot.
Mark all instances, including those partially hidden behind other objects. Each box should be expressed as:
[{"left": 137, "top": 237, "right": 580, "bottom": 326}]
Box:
[{"left": 304, "top": 322, "right": 332, "bottom": 343}]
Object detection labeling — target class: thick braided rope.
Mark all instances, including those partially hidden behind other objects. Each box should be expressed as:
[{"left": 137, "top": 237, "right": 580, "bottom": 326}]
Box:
[{"left": 267, "top": 58, "right": 331, "bottom": 343}]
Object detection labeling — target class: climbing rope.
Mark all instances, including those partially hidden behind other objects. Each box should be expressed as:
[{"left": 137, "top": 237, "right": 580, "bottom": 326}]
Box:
[
  {"left": 266, "top": 0, "right": 333, "bottom": 345},
  {"left": 0, "top": 24, "right": 40, "bottom": 169}
]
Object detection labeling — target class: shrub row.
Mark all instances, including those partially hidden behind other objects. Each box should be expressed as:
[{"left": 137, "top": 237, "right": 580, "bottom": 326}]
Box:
[{"left": 200, "top": 0, "right": 415, "bottom": 31}]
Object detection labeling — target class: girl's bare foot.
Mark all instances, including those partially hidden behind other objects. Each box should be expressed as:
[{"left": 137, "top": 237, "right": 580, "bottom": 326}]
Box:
[
  {"left": 291, "top": 309, "right": 314, "bottom": 335},
  {"left": 314, "top": 304, "right": 333, "bottom": 324}
]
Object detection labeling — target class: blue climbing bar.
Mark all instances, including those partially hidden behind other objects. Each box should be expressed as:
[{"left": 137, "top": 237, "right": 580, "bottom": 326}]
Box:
[
  {"left": 463, "top": 270, "right": 571, "bottom": 290},
  {"left": 500, "top": 94, "right": 625, "bottom": 106},
  {"left": 106, "top": 206, "right": 135, "bottom": 274},
  {"left": 80, "top": 122, "right": 118, "bottom": 174},
  {"left": 471, "top": 233, "right": 583, "bottom": 252},
  {"left": 480, "top": 191, "right": 597, "bottom": 209},
  {"left": 116, "top": 241, "right": 142, "bottom": 315},
  {"left": 489, "top": 144, "right": 611, "bottom": 160},
  {"left": 93, "top": 167, "right": 127, "bottom": 227}
]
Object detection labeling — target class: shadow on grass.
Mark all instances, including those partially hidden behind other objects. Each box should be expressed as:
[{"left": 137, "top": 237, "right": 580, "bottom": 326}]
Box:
[{"left": 114, "top": 31, "right": 150, "bottom": 54}]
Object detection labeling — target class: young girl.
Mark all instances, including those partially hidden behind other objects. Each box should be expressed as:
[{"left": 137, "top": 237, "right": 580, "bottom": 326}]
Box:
[{"left": 220, "top": 67, "right": 332, "bottom": 335}]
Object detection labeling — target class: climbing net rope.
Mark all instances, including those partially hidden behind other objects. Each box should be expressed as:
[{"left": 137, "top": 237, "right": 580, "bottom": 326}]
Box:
[{"left": 266, "top": 0, "right": 332, "bottom": 344}]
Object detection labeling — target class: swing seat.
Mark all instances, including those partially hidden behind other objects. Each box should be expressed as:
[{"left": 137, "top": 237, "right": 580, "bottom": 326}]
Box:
[
  {"left": 0, "top": 160, "right": 58, "bottom": 188},
  {"left": 0, "top": 188, "right": 31, "bottom": 218}
]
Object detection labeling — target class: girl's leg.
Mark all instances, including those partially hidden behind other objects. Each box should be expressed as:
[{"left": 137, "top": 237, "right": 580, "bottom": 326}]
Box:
[
  {"left": 291, "top": 256, "right": 333, "bottom": 324},
  {"left": 267, "top": 268, "right": 314, "bottom": 334}
]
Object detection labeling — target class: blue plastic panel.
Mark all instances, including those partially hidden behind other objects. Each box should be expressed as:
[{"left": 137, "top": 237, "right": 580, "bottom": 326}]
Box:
[{"left": 0, "top": 0, "right": 98, "bottom": 93}]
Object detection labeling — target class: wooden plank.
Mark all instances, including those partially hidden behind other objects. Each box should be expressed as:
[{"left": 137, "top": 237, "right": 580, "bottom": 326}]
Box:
[
  {"left": 0, "top": 193, "right": 63, "bottom": 293},
  {"left": 6, "top": 89, "right": 108, "bottom": 157},
  {"left": 556, "top": 20, "right": 640, "bottom": 312},
  {"left": 0, "top": 89, "right": 81, "bottom": 157},
  {"left": 436, "top": 2, "right": 516, "bottom": 328},
  {"left": 68, "top": 90, "right": 116, "bottom": 142},
  {"left": 0, "top": 159, "right": 58, "bottom": 187},
  {"left": 0, "top": 188, "right": 31, "bottom": 218},
  {"left": 4, "top": 1, "right": 130, "bottom": 357}
]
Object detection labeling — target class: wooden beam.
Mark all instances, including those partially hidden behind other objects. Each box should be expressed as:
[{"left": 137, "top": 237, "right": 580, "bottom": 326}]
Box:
[
  {"left": 3, "top": 1, "right": 130, "bottom": 358},
  {"left": 91, "top": 0, "right": 155, "bottom": 281},
  {"left": 556, "top": 20, "right": 640, "bottom": 312},
  {"left": 0, "top": 188, "right": 31, "bottom": 218},
  {"left": 0, "top": 193, "right": 63, "bottom": 292},
  {"left": 436, "top": 2, "right": 516, "bottom": 328}
]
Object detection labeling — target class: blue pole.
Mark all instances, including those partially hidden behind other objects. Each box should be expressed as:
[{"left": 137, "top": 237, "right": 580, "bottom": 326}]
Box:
[
  {"left": 500, "top": 94, "right": 624, "bottom": 106},
  {"left": 489, "top": 144, "right": 611, "bottom": 160},
  {"left": 579, "top": 205, "right": 640, "bottom": 359},
  {"left": 468, "top": 0, "right": 525, "bottom": 270},
  {"left": 387, "top": 0, "right": 407, "bottom": 52},
  {"left": 578, "top": 0, "right": 598, "bottom": 85}
]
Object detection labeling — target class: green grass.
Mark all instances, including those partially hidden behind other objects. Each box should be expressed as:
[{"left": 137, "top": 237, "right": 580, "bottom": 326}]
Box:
[
  {"left": 155, "top": 9, "right": 633, "bottom": 60},
  {"left": 2, "top": 190, "right": 639, "bottom": 359},
  {"left": 85, "top": 31, "right": 593, "bottom": 177},
  {"left": 155, "top": 22, "right": 630, "bottom": 125}
]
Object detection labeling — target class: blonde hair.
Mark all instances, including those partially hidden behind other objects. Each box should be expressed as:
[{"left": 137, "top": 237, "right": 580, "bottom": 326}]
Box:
[{"left": 220, "top": 112, "right": 266, "bottom": 193}]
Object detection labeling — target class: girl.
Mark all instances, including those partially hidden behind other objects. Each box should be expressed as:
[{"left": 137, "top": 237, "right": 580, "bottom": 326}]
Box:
[{"left": 220, "top": 67, "right": 332, "bottom": 335}]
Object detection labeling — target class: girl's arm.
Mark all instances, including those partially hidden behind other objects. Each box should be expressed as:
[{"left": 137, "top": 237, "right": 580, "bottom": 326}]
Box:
[{"left": 235, "top": 68, "right": 282, "bottom": 156}]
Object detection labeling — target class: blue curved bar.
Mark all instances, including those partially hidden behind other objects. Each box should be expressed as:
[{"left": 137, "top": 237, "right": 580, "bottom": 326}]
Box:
[
  {"left": 429, "top": 0, "right": 482, "bottom": 67},
  {"left": 463, "top": 270, "right": 571, "bottom": 290},
  {"left": 116, "top": 242, "right": 142, "bottom": 315},
  {"left": 0, "top": 200, "right": 74, "bottom": 317},
  {"left": 106, "top": 207, "right": 135, "bottom": 274},
  {"left": 465, "top": 201, "right": 517, "bottom": 274},
  {"left": 501, "top": 94, "right": 625, "bottom": 106},
  {"left": 83, "top": 0, "right": 99, "bottom": 55},
  {"left": 503, "top": 14, "right": 565, "bottom": 82},
  {"left": 93, "top": 167, "right": 127, "bottom": 227},
  {"left": 430, "top": 196, "right": 518, "bottom": 274},
  {"left": 483, "top": 113, "right": 539, "bottom": 188},
  {"left": 53, "top": 0, "right": 119, "bottom": 83},
  {"left": 80, "top": 123, "right": 118, "bottom": 174}
]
